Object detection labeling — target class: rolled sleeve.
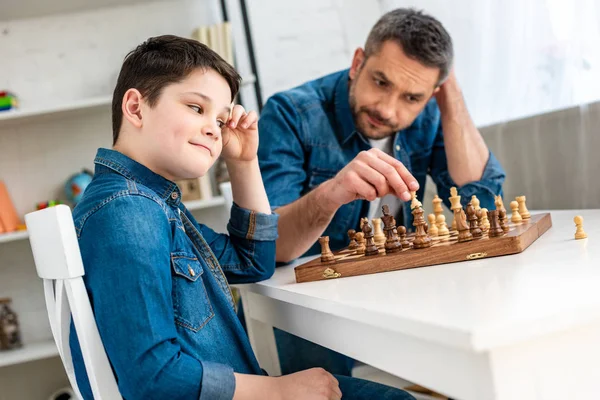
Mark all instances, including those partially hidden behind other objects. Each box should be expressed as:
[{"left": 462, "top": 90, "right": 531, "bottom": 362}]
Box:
[
  {"left": 434, "top": 150, "right": 506, "bottom": 210},
  {"left": 199, "top": 361, "right": 236, "bottom": 400},
  {"left": 227, "top": 202, "right": 279, "bottom": 241}
]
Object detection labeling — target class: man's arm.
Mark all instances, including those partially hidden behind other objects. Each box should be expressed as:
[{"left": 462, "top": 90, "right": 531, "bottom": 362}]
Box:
[
  {"left": 436, "top": 71, "right": 489, "bottom": 186},
  {"left": 275, "top": 149, "right": 418, "bottom": 262}
]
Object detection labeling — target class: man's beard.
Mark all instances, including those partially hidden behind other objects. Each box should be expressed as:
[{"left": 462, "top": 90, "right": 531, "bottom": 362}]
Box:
[{"left": 348, "top": 82, "right": 404, "bottom": 140}]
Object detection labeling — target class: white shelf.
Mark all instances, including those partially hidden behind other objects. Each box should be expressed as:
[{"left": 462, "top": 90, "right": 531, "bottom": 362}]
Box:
[
  {"left": 185, "top": 196, "right": 226, "bottom": 211},
  {"left": 0, "top": 75, "right": 255, "bottom": 129},
  {"left": 0, "top": 95, "right": 112, "bottom": 128},
  {"left": 0, "top": 340, "right": 59, "bottom": 368},
  {"left": 0, "top": 196, "right": 226, "bottom": 245},
  {"left": 0, "top": 230, "right": 29, "bottom": 244}
]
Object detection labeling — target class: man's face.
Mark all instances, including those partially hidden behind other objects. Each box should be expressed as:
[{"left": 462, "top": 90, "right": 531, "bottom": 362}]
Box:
[
  {"left": 348, "top": 40, "right": 440, "bottom": 139},
  {"left": 140, "top": 68, "right": 232, "bottom": 180}
]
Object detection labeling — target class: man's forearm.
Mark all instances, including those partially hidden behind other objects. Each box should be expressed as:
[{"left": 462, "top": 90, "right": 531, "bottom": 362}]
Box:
[
  {"left": 274, "top": 180, "right": 339, "bottom": 263},
  {"left": 437, "top": 78, "right": 489, "bottom": 187}
]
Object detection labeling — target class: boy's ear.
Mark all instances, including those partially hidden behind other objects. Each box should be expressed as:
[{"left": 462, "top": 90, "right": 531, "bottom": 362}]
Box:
[{"left": 122, "top": 89, "right": 144, "bottom": 129}]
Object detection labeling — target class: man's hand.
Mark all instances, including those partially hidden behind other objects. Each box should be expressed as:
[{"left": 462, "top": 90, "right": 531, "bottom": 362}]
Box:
[
  {"left": 221, "top": 104, "right": 259, "bottom": 162},
  {"left": 323, "top": 148, "right": 419, "bottom": 210},
  {"left": 274, "top": 368, "right": 342, "bottom": 400}
]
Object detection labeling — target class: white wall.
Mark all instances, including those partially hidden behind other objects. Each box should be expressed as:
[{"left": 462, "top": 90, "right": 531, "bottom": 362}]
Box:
[
  {"left": 247, "top": 0, "right": 382, "bottom": 101},
  {"left": 249, "top": 0, "right": 600, "bottom": 127}
]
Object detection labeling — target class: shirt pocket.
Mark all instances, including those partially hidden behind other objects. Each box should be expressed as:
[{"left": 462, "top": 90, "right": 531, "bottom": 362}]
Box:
[{"left": 171, "top": 252, "right": 214, "bottom": 332}]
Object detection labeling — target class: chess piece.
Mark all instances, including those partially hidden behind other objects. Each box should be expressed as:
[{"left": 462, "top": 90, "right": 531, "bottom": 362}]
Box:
[
  {"left": 412, "top": 206, "right": 432, "bottom": 249},
  {"left": 382, "top": 205, "right": 402, "bottom": 253},
  {"left": 427, "top": 214, "right": 438, "bottom": 237},
  {"left": 488, "top": 210, "right": 504, "bottom": 237},
  {"left": 372, "top": 218, "right": 386, "bottom": 246},
  {"left": 510, "top": 201, "right": 522, "bottom": 223},
  {"left": 436, "top": 214, "right": 450, "bottom": 236},
  {"left": 432, "top": 195, "right": 444, "bottom": 218},
  {"left": 480, "top": 208, "right": 490, "bottom": 233},
  {"left": 455, "top": 208, "right": 473, "bottom": 242},
  {"left": 397, "top": 225, "right": 411, "bottom": 249},
  {"left": 0, "top": 298, "right": 23, "bottom": 351},
  {"left": 471, "top": 195, "right": 481, "bottom": 211},
  {"left": 319, "top": 236, "right": 336, "bottom": 263},
  {"left": 449, "top": 187, "right": 462, "bottom": 231},
  {"left": 362, "top": 219, "right": 380, "bottom": 256},
  {"left": 354, "top": 232, "right": 366, "bottom": 254},
  {"left": 516, "top": 196, "right": 531, "bottom": 220},
  {"left": 347, "top": 229, "right": 358, "bottom": 250},
  {"left": 498, "top": 209, "right": 509, "bottom": 233},
  {"left": 410, "top": 191, "right": 422, "bottom": 210},
  {"left": 574, "top": 215, "right": 588, "bottom": 239},
  {"left": 495, "top": 195, "right": 508, "bottom": 225},
  {"left": 466, "top": 202, "right": 483, "bottom": 239}
]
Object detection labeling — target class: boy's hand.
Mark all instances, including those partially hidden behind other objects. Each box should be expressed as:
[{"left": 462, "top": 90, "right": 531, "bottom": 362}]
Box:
[
  {"left": 221, "top": 104, "right": 259, "bottom": 163},
  {"left": 274, "top": 368, "right": 342, "bottom": 400}
]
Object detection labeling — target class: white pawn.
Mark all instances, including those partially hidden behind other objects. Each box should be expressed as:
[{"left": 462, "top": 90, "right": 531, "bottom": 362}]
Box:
[
  {"left": 436, "top": 214, "right": 450, "bottom": 236},
  {"left": 427, "top": 214, "right": 438, "bottom": 237},
  {"left": 471, "top": 195, "right": 481, "bottom": 211},
  {"left": 574, "top": 215, "right": 588, "bottom": 240},
  {"left": 510, "top": 201, "right": 522, "bottom": 223},
  {"left": 372, "top": 218, "right": 386, "bottom": 246}
]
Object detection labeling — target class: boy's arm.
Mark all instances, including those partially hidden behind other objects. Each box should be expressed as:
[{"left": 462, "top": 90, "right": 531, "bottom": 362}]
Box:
[
  {"left": 197, "top": 105, "right": 278, "bottom": 284},
  {"left": 79, "top": 196, "right": 236, "bottom": 400}
]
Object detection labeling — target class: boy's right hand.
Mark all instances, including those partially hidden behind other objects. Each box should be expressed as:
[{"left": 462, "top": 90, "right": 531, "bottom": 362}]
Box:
[{"left": 274, "top": 368, "right": 342, "bottom": 400}]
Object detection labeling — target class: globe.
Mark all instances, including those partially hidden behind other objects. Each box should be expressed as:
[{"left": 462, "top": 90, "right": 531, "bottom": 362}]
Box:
[{"left": 65, "top": 170, "right": 93, "bottom": 205}]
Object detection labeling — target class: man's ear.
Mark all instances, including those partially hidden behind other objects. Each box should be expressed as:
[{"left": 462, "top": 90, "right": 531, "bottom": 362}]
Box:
[
  {"left": 349, "top": 48, "right": 366, "bottom": 80},
  {"left": 431, "top": 86, "right": 441, "bottom": 99},
  {"left": 121, "top": 89, "right": 144, "bottom": 129}
]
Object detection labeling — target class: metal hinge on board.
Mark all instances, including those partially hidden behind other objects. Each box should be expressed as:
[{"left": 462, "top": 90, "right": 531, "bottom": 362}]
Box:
[{"left": 466, "top": 252, "right": 488, "bottom": 260}]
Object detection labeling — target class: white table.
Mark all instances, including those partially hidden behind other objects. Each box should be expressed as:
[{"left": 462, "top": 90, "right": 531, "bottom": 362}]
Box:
[{"left": 237, "top": 210, "right": 600, "bottom": 400}]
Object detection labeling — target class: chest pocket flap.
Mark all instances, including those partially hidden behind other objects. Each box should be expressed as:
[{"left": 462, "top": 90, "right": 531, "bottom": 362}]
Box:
[{"left": 171, "top": 252, "right": 214, "bottom": 332}]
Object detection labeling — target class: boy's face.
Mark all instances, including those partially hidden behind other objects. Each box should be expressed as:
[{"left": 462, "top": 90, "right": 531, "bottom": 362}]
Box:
[{"left": 139, "top": 68, "right": 232, "bottom": 181}]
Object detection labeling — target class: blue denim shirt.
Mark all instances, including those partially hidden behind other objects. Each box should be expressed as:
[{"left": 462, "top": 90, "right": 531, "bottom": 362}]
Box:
[
  {"left": 257, "top": 69, "right": 505, "bottom": 257},
  {"left": 69, "top": 149, "right": 278, "bottom": 400}
]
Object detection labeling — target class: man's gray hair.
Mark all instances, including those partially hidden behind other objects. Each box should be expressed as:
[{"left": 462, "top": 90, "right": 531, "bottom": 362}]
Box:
[{"left": 365, "top": 8, "right": 454, "bottom": 86}]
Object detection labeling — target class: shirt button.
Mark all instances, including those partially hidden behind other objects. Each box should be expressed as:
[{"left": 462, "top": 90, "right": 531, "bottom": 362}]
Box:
[
  {"left": 395, "top": 145, "right": 401, "bottom": 151},
  {"left": 171, "top": 192, "right": 179, "bottom": 200},
  {"left": 188, "top": 265, "right": 195, "bottom": 277}
]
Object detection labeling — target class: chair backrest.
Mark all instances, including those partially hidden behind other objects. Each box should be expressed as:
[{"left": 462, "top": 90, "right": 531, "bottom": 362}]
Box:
[{"left": 25, "top": 205, "right": 122, "bottom": 400}]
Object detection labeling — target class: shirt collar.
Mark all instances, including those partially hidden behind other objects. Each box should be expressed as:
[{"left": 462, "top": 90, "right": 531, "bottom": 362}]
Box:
[
  {"left": 93, "top": 148, "right": 181, "bottom": 203},
  {"left": 333, "top": 69, "right": 366, "bottom": 147}
]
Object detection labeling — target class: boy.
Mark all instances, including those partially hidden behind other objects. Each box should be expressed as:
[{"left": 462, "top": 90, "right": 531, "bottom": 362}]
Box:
[{"left": 70, "top": 35, "right": 414, "bottom": 400}]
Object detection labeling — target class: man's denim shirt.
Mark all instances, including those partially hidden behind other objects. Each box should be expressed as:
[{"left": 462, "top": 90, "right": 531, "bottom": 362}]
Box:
[
  {"left": 258, "top": 69, "right": 505, "bottom": 257},
  {"left": 69, "top": 149, "right": 278, "bottom": 400}
]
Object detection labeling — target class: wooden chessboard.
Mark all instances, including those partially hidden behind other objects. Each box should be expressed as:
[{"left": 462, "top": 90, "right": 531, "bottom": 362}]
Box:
[{"left": 294, "top": 212, "right": 552, "bottom": 283}]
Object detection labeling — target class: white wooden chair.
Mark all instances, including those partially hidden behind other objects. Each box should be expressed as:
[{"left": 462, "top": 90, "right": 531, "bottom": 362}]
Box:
[{"left": 25, "top": 205, "right": 122, "bottom": 400}]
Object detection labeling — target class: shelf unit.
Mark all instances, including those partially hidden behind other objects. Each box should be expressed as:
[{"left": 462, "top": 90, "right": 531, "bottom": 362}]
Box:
[
  {"left": 0, "top": 75, "right": 256, "bottom": 129},
  {"left": 0, "top": 196, "right": 226, "bottom": 245},
  {"left": 0, "top": 340, "right": 59, "bottom": 369}
]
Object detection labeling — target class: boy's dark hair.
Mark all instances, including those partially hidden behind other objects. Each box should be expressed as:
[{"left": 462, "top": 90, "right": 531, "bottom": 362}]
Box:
[
  {"left": 364, "top": 8, "right": 453, "bottom": 86},
  {"left": 112, "top": 35, "right": 241, "bottom": 144}
]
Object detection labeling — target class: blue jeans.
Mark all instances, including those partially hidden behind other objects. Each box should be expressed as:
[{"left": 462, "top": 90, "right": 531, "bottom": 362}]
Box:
[
  {"left": 335, "top": 375, "right": 416, "bottom": 400},
  {"left": 274, "top": 328, "right": 355, "bottom": 376}
]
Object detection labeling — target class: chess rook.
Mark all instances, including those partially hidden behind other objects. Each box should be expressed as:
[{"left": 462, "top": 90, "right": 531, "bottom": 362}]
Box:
[{"left": 372, "top": 218, "right": 386, "bottom": 246}]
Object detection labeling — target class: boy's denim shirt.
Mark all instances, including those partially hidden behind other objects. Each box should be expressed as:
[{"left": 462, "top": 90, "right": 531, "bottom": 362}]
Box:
[
  {"left": 258, "top": 69, "right": 506, "bottom": 258},
  {"left": 69, "top": 148, "right": 279, "bottom": 400}
]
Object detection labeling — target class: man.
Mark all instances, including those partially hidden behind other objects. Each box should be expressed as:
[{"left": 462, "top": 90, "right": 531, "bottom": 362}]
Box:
[{"left": 257, "top": 8, "right": 506, "bottom": 376}]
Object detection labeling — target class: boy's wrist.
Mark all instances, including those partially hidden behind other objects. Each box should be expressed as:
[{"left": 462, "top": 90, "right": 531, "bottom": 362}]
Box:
[{"left": 225, "top": 157, "right": 259, "bottom": 170}]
